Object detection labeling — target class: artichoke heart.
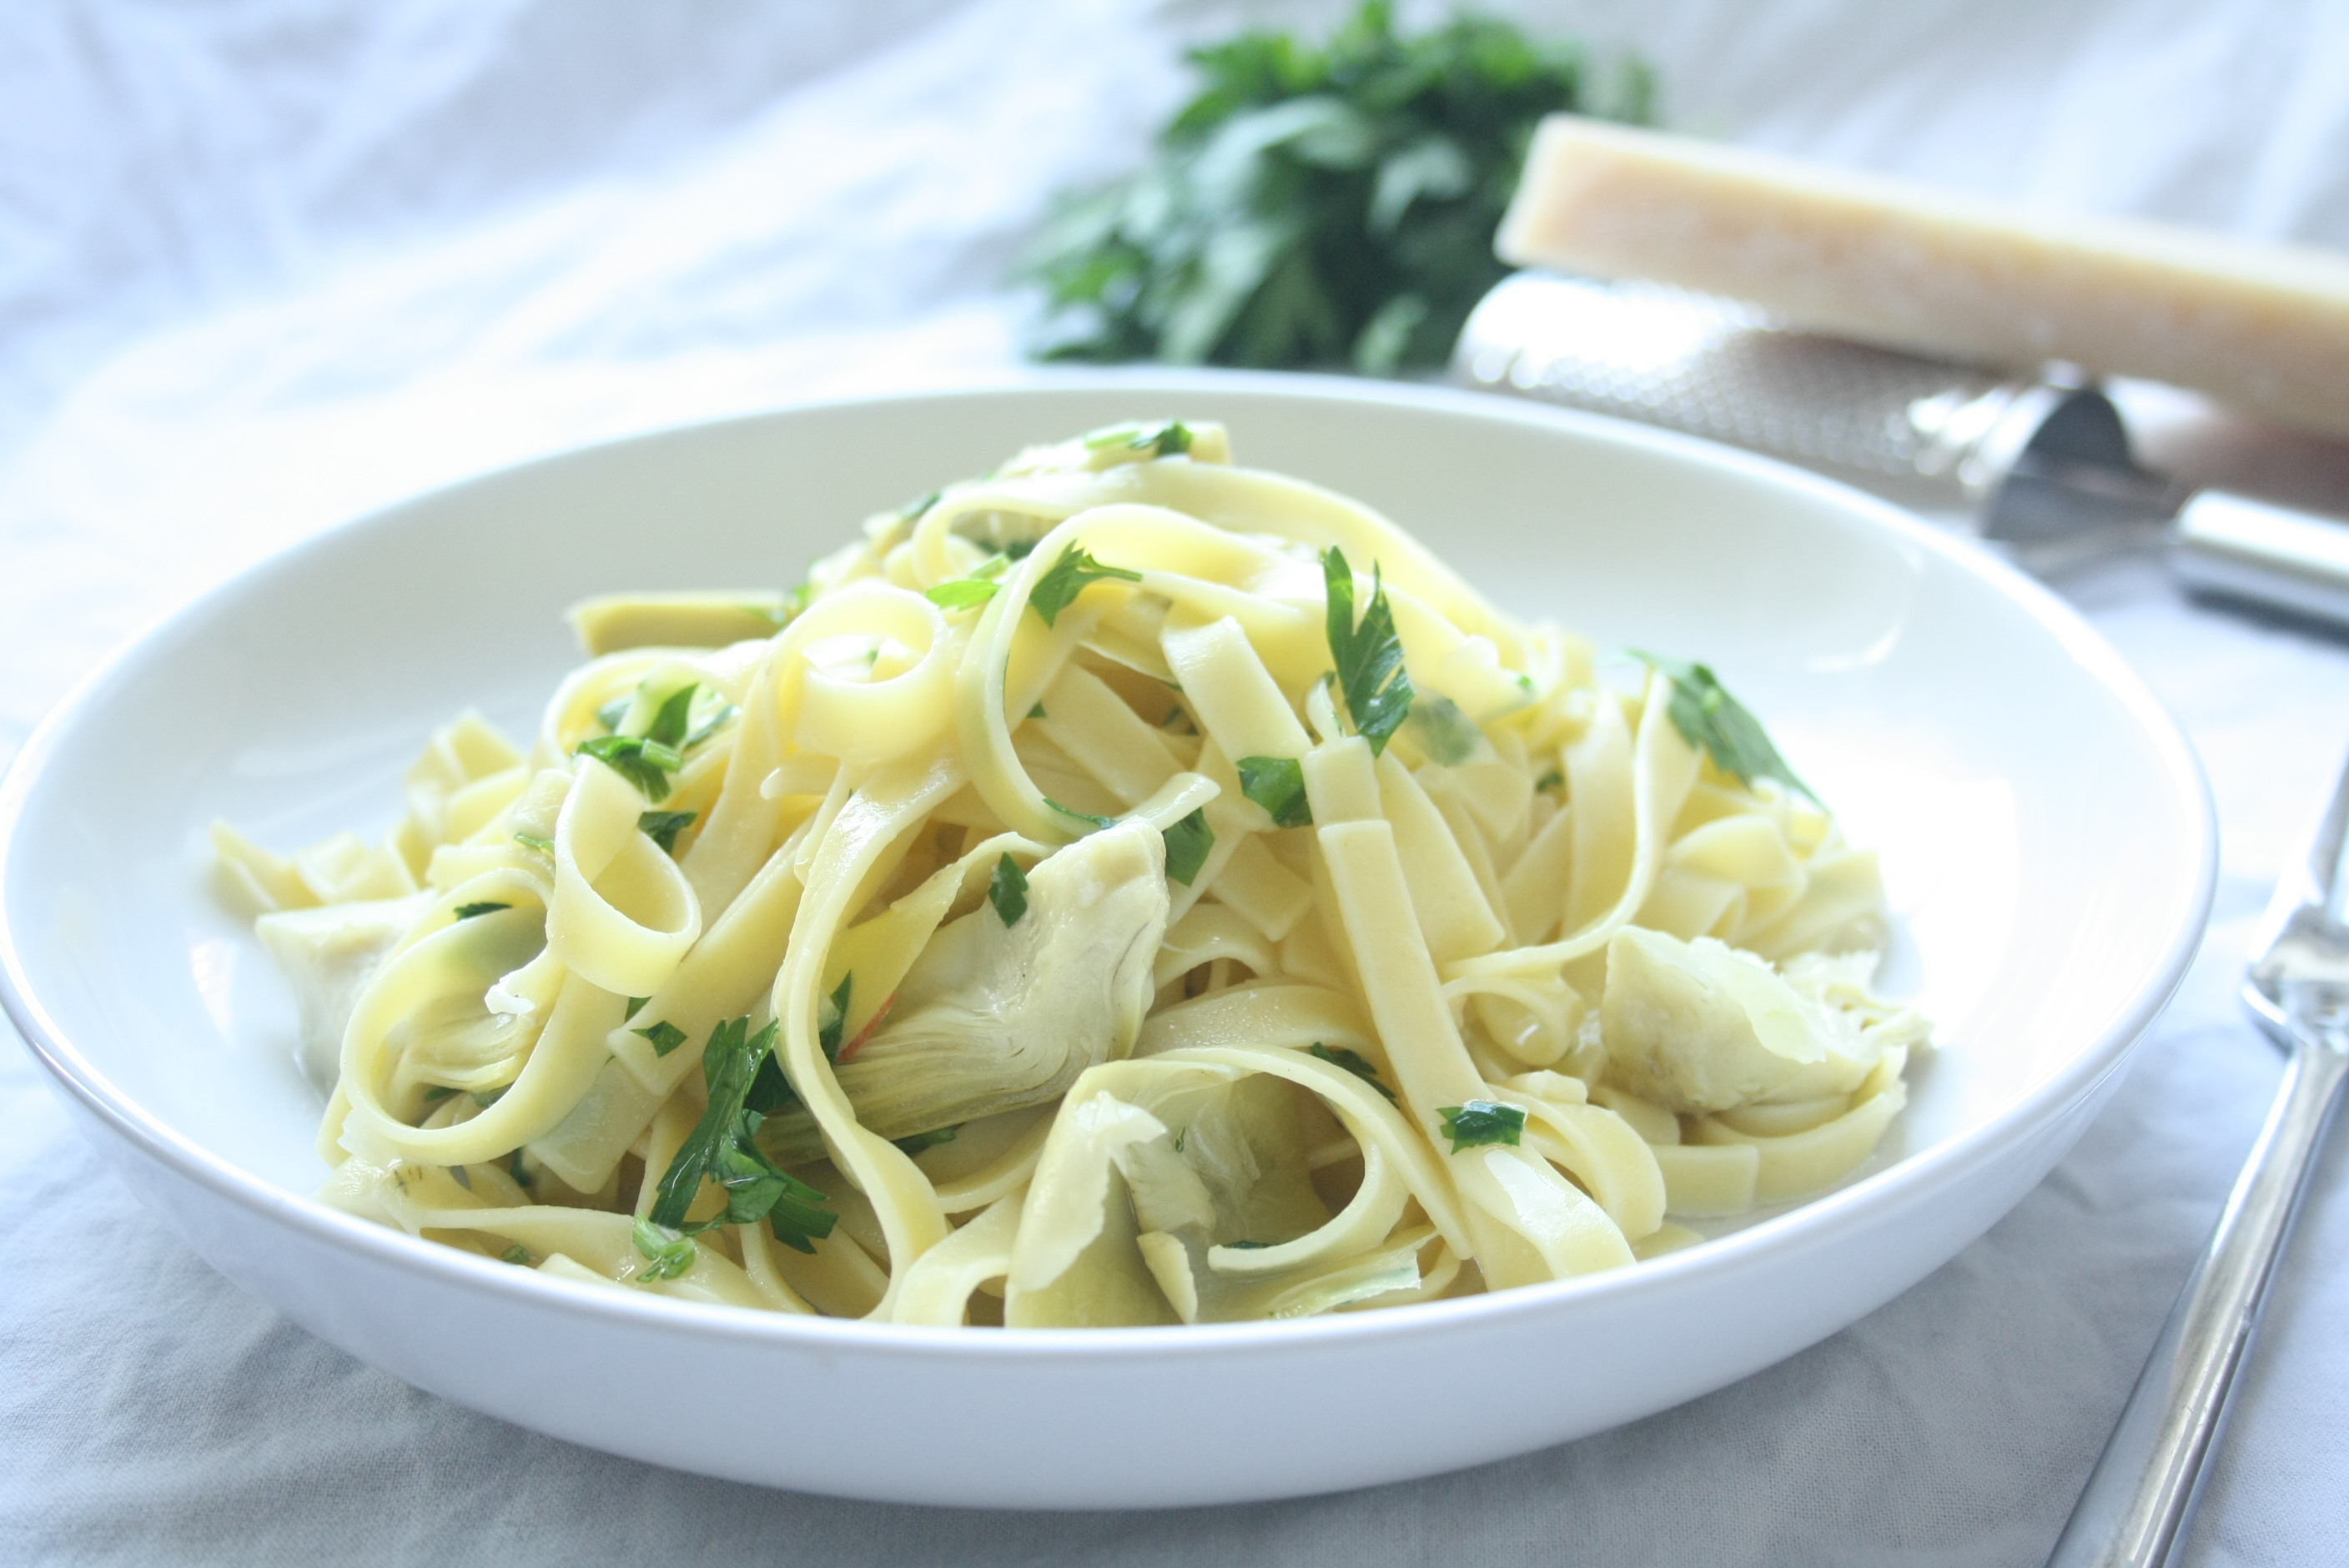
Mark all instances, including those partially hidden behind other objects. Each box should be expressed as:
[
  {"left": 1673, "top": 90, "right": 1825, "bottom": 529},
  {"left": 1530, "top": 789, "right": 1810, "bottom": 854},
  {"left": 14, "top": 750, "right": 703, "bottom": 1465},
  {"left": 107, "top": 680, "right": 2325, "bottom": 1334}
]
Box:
[
  {"left": 256, "top": 892, "right": 432, "bottom": 1087},
  {"left": 1599, "top": 927, "right": 1831, "bottom": 1114},
  {"left": 834, "top": 819, "right": 1171, "bottom": 1140}
]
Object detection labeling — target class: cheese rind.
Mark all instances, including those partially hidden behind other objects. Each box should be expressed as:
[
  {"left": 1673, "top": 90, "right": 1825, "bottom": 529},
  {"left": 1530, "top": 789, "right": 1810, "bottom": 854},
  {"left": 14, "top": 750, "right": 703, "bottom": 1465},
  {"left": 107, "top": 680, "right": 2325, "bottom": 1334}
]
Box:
[{"left": 1496, "top": 117, "right": 2349, "bottom": 439}]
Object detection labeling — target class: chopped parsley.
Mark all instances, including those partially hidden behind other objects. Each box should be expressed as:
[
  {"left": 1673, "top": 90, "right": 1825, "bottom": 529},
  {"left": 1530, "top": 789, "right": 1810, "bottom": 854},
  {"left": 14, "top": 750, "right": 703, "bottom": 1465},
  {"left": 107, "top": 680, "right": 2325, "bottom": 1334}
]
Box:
[
  {"left": 596, "top": 696, "right": 630, "bottom": 733},
  {"left": 514, "top": 832, "right": 554, "bottom": 854},
  {"left": 898, "top": 490, "right": 942, "bottom": 523},
  {"left": 1309, "top": 1043, "right": 1398, "bottom": 1105},
  {"left": 1534, "top": 769, "right": 1563, "bottom": 793},
  {"left": 452, "top": 902, "right": 510, "bottom": 920},
  {"left": 635, "top": 1020, "right": 688, "bottom": 1057},
  {"left": 1029, "top": 545, "right": 1143, "bottom": 627},
  {"left": 817, "top": 974, "right": 853, "bottom": 1063},
  {"left": 577, "top": 733, "right": 682, "bottom": 801},
  {"left": 1322, "top": 545, "right": 1412, "bottom": 755},
  {"left": 1044, "top": 796, "right": 1115, "bottom": 831},
  {"left": 421, "top": 1085, "right": 458, "bottom": 1103},
  {"left": 471, "top": 1086, "right": 506, "bottom": 1108},
  {"left": 1236, "top": 755, "right": 1311, "bottom": 827},
  {"left": 637, "top": 810, "right": 697, "bottom": 855},
  {"left": 643, "top": 683, "right": 697, "bottom": 748},
  {"left": 625, "top": 996, "right": 649, "bottom": 1017},
  {"left": 988, "top": 854, "right": 1029, "bottom": 927},
  {"left": 682, "top": 702, "right": 738, "bottom": 750},
  {"left": 1162, "top": 808, "right": 1214, "bottom": 885},
  {"left": 1404, "top": 691, "right": 1480, "bottom": 766},
  {"left": 500, "top": 1244, "right": 532, "bottom": 1266},
  {"left": 1029, "top": 702, "right": 1049, "bottom": 721},
  {"left": 507, "top": 1148, "right": 534, "bottom": 1189},
  {"left": 1222, "top": 1239, "right": 1271, "bottom": 1250},
  {"left": 631, "top": 1216, "right": 699, "bottom": 1279},
  {"left": 1437, "top": 1099, "right": 1525, "bottom": 1153},
  {"left": 646, "top": 1017, "right": 837, "bottom": 1254},
  {"left": 893, "top": 1126, "right": 962, "bottom": 1157},
  {"left": 927, "top": 576, "right": 1000, "bottom": 611},
  {"left": 1084, "top": 419, "right": 1194, "bottom": 457},
  {"left": 1632, "top": 652, "right": 1818, "bottom": 802}
]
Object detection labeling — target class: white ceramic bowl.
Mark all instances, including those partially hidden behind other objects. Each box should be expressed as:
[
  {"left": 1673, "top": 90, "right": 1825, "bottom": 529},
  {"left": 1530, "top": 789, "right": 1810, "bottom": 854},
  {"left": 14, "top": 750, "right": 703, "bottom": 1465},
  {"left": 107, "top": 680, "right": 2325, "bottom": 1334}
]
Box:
[{"left": 0, "top": 374, "right": 2214, "bottom": 1508}]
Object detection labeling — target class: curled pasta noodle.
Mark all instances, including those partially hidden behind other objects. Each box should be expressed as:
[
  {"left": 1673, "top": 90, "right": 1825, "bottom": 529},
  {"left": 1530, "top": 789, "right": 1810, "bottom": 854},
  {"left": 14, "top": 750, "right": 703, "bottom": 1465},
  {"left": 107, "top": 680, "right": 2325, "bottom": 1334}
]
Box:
[{"left": 222, "top": 417, "right": 1933, "bottom": 1329}]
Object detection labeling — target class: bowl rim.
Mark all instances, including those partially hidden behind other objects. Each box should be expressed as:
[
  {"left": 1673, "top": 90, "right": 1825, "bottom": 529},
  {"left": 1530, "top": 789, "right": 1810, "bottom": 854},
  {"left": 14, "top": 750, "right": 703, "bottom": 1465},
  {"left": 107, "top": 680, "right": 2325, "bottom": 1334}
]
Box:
[{"left": 0, "top": 367, "right": 2218, "bottom": 1364}]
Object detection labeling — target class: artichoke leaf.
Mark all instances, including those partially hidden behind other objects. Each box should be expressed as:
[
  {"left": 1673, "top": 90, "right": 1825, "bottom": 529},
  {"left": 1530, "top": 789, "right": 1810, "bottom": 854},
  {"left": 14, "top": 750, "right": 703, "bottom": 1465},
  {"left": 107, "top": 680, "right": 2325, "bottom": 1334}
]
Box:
[{"left": 825, "top": 819, "right": 1170, "bottom": 1141}]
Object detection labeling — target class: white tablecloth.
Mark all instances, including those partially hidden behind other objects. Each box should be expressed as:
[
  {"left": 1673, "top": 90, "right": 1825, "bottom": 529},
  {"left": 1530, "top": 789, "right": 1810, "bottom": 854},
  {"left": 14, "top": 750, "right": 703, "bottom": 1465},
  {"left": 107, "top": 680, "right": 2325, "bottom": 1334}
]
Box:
[{"left": 5, "top": 3, "right": 2348, "bottom": 1562}]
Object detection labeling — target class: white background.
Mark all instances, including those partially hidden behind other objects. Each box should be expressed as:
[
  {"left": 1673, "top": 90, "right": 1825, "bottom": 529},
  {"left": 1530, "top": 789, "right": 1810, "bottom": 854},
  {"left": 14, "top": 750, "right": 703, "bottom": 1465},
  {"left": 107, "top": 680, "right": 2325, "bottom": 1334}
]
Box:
[{"left": 4, "top": 3, "right": 2348, "bottom": 1562}]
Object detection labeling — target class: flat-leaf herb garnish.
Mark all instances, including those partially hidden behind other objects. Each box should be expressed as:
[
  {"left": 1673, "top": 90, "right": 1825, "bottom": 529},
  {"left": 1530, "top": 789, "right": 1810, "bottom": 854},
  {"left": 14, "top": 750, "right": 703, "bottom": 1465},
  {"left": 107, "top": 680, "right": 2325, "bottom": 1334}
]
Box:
[
  {"left": 1020, "top": 2, "right": 1653, "bottom": 373},
  {"left": 989, "top": 853, "right": 1030, "bottom": 927},
  {"left": 514, "top": 832, "right": 554, "bottom": 854},
  {"left": 452, "top": 902, "right": 510, "bottom": 920},
  {"left": 1437, "top": 1099, "right": 1525, "bottom": 1153},
  {"left": 1308, "top": 1042, "right": 1398, "bottom": 1105},
  {"left": 635, "top": 1020, "right": 688, "bottom": 1057},
  {"left": 1162, "top": 808, "right": 1215, "bottom": 886},
  {"left": 637, "top": 810, "right": 697, "bottom": 855},
  {"left": 1322, "top": 545, "right": 1412, "bottom": 755},
  {"left": 1084, "top": 419, "right": 1194, "bottom": 458},
  {"left": 817, "top": 974, "right": 853, "bottom": 1064},
  {"left": 577, "top": 733, "right": 682, "bottom": 800},
  {"left": 1029, "top": 545, "right": 1143, "bottom": 628},
  {"left": 926, "top": 552, "right": 1013, "bottom": 611},
  {"left": 1235, "top": 756, "right": 1311, "bottom": 828},
  {"left": 1044, "top": 796, "right": 1115, "bottom": 831},
  {"left": 893, "top": 1126, "right": 961, "bottom": 1157},
  {"left": 1632, "top": 652, "right": 1818, "bottom": 802},
  {"left": 641, "top": 1016, "right": 838, "bottom": 1257}
]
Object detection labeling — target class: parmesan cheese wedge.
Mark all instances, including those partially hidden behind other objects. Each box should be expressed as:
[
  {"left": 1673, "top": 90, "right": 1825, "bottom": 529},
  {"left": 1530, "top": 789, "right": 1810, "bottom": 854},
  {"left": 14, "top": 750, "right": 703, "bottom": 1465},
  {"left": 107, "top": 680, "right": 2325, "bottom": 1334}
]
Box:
[{"left": 1496, "top": 117, "right": 2349, "bottom": 439}]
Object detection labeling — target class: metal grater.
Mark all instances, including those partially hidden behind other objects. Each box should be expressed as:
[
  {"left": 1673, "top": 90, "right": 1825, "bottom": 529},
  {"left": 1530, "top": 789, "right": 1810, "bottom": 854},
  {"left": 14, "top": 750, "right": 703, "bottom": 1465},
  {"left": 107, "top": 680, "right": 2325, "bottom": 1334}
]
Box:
[{"left": 1451, "top": 270, "right": 2160, "bottom": 560}]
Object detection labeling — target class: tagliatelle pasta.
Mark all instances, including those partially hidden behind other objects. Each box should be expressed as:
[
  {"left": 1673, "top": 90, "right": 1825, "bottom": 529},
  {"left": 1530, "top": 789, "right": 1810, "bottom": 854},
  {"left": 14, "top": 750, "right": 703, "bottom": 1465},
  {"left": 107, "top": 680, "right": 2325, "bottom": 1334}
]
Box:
[{"left": 214, "top": 419, "right": 1931, "bottom": 1328}]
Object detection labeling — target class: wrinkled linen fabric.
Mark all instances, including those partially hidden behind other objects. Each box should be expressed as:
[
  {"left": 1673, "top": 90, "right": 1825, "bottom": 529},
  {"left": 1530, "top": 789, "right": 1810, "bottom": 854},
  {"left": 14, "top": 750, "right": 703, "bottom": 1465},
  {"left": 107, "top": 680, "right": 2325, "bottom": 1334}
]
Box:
[{"left": 4, "top": 3, "right": 2349, "bottom": 1564}]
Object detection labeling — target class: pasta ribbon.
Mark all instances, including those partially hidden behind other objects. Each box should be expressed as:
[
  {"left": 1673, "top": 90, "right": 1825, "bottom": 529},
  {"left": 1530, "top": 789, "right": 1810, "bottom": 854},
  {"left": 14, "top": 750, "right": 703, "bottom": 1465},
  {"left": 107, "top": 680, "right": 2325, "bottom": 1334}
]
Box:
[{"left": 224, "top": 418, "right": 1928, "bottom": 1328}]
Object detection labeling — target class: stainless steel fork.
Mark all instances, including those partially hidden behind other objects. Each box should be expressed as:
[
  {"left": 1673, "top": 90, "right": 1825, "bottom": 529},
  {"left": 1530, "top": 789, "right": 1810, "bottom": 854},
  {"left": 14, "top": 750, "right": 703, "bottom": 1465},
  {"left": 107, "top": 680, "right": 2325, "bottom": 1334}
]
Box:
[{"left": 2049, "top": 749, "right": 2349, "bottom": 1566}]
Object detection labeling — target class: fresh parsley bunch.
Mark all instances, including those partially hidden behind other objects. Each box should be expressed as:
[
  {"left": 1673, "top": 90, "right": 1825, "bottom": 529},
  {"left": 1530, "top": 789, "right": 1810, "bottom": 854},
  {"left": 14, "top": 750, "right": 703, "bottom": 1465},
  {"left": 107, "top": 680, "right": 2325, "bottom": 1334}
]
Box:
[{"left": 1023, "top": 1, "right": 1653, "bottom": 373}]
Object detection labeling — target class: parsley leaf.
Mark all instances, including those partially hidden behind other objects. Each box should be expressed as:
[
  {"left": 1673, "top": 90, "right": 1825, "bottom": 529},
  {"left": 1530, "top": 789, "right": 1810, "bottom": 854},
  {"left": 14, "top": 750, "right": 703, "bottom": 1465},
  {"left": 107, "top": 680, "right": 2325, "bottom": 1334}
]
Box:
[
  {"left": 1236, "top": 756, "right": 1311, "bottom": 827},
  {"left": 421, "top": 1085, "right": 458, "bottom": 1103},
  {"left": 1323, "top": 545, "right": 1412, "bottom": 755},
  {"left": 1029, "top": 545, "right": 1143, "bottom": 627},
  {"left": 1533, "top": 769, "right": 1563, "bottom": 793},
  {"left": 452, "top": 902, "right": 509, "bottom": 920},
  {"left": 1084, "top": 419, "right": 1194, "bottom": 457},
  {"left": 636, "top": 1020, "right": 688, "bottom": 1057},
  {"left": 625, "top": 997, "right": 649, "bottom": 1016},
  {"left": 893, "top": 1126, "right": 961, "bottom": 1157},
  {"left": 500, "top": 1244, "right": 532, "bottom": 1266},
  {"left": 1029, "top": 702, "right": 1048, "bottom": 721},
  {"left": 644, "top": 683, "right": 698, "bottom": 749},
  {"left": 1437, "top": 1099, "right": 1525, "bottom": 1153},
  {"left": 817, "top": 974, "right": 853, "bottom": 1063},
  {"left": 596, "top": 696, "right": 631, "bottom": 733},
  {"left": 631, "top": 1216, "right": 698, "bottom": 1279},
  {"left": 1019, "top": 3, "right": 1652, "bottom": 372},
  {"left": 514, "top": 832, "right": 554, "bottom": 854},
  {"left": 646, "top": 1018, "right": 838, "bottom": 1255},
  {"left": 577, "top": 733, "right": 683, "bottom": 801},
  {"left": 1632, "top": 652, "right": 1818, "bottom": 802},
  {"left": 988, "top": 854, "right": 1029, "bottom": 927},
  {"left": 682, "top": 702, "right": 738, "bottom": 750},
  {"left": 1044, "top": 796, "right": 1115, "bottom": 830},
  {"left": 507, "top": 1148, "right": 533, "bottom": 1189},
  {"left": 637, "top": 810, "right": 697, "bottom": 855},
  {"left": 1162, "top": 808, "right": 1214, "bottom": 885},
  {"left": 926, "top": 576, "right": 1001, "bottom": 611},
  {"left": 1403, "top": 691, "right": 1480, "bottom": 766},
  {"left": 1309, "top": 1042, "right": 1398, "bottom": 1104}
]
